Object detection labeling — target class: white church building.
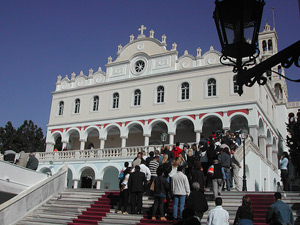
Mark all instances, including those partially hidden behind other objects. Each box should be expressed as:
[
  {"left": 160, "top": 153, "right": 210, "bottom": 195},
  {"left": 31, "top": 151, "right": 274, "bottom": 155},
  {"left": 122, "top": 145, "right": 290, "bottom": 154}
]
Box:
[{"left": 38, "top": 24, "right": 295, "bottom": 191}]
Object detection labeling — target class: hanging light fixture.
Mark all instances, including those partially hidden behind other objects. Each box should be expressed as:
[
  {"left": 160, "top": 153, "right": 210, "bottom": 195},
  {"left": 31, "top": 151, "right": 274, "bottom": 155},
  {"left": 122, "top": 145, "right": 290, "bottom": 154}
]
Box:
[
  {"left": 213, "top": 0, "right": 265, "bottom": 95},
  {"left": 160, "top": 132, "right": 168, "bottom": 146},
  {"left": 214, "top": 0, "right": 300, "bottom": 96}
]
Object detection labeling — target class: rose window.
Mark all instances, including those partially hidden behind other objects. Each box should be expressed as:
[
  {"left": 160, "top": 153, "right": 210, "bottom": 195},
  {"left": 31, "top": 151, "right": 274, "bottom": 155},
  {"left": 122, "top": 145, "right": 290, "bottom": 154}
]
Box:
[{"left": 134, "top": 60, "right": 145, "bottom": 73}]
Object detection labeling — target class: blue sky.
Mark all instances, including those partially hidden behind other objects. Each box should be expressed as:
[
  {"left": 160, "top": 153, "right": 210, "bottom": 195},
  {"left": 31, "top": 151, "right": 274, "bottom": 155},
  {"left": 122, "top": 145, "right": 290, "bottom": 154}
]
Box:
[{"left": 0, "top": 0, "right": 299, "bottom": 133}]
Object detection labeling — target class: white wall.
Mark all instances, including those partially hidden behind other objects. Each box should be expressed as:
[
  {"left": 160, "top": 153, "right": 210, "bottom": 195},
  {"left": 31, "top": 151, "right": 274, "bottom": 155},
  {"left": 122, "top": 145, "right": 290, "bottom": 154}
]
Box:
[
  {"left": 0, "top": 161, "right": 48, "bottom": 194},
  {"left": 0, "top": 166, "right": 68, "bottom": 225},
  {"left": 238, "top": 142, "right": 280, "bottom": 191}
]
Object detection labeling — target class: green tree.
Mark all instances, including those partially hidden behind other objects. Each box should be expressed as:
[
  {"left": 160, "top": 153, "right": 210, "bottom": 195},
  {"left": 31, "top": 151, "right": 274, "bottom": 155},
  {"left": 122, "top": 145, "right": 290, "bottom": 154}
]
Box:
[
  {"left": 0, "top": 120, "right": 45, "bottom": 153},
  {"left": 286, "top": 111, "right": 300, "bottom": 176},
  {"left": 0, "top": 121, "right": 18, "bottom": 153}
]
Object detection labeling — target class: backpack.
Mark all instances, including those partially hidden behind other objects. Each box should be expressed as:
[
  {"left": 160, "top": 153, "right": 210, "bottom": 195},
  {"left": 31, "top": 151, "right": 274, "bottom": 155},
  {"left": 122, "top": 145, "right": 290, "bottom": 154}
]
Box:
[
  {"left": 119, "top": 171, "right": 125, "bottom": 180},
  {"left": 207, "top": 165, "right": 214, "bottom": 175}
]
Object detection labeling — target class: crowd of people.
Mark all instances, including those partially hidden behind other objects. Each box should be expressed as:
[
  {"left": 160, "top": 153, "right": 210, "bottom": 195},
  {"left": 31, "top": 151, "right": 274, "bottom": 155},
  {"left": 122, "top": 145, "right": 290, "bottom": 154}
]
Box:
[{"left": 115, "top": 129, "right": 294, "bottom": 224}]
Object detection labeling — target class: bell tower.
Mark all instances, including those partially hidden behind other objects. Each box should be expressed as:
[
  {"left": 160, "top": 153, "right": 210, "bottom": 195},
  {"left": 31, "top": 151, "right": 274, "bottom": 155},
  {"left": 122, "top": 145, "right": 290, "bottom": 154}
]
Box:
[{"left": 258, "top": 22, "right": 288, "bottom": 104}]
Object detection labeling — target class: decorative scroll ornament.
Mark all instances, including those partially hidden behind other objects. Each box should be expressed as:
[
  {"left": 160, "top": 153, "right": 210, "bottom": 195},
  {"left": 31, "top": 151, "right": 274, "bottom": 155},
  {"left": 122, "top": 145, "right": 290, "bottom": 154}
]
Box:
[{"left": 220, "top": 47, "right": 260, "bottom": 74}]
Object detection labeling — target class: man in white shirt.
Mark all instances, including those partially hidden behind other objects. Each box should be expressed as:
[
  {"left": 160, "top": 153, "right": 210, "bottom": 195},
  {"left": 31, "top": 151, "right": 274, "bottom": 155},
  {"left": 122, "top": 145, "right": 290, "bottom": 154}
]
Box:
[
  {"left": 207, "top": 197, "right": 229, "bottom": 225},
  {"left": 133, "top": 161, "right": 151, "bottom": 182}
]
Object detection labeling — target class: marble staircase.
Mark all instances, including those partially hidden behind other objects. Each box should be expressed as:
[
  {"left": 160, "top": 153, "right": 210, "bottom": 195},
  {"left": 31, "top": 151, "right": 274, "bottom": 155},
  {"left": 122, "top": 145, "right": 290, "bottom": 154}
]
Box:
[
  {"left": 14, "top": 189, "right": 300, "bottom": 225},
  {"left": 15, "top": 189, "right": 106, "bottom": 225}
]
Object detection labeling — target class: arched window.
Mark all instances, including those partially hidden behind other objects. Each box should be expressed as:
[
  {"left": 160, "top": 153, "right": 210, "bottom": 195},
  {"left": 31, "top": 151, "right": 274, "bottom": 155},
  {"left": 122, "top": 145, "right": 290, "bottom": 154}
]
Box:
[
  {"left": 266, "top": 70, "right": 272, "bottom": 80},
  {"left": 262, "top": 40, "right": 267, "bottom": 52},
  {"left": 275, "top": 83, "right": 283, "bottom": 99},
  {"left": 181, "top": 82, "right": 189, "bottom": 100},
  {"left": 93, "top": 96, "right": 99, "bottom": 111},
  {"left": 74, "top": 99, "right": 80, "bottom": 114},
  {"left": 268, "top": 39, "right": 273, "bottom": 51},
  {"left": 157, "top": 86, "right": 164, "bottom": 103},
  {"left": 278, "top": 66, "right": 282, "bottom": 80},
  {"left": 113, "top": 92, "right": 119, "bottom": 109},
  {"left": 58, "top": 101, "right": 64, "bottom": 116},
  {"left": 207, "top": 78, "right": 216, "bottom": 96},
  {"left": 233, "top": 75, "right": 239, "bottom": 94},
  {"left": 134, "top": 89, "right": 141, "bottom": 106},
  {"left": 278, "top": 66, "right": 282, "bottom": 74}
]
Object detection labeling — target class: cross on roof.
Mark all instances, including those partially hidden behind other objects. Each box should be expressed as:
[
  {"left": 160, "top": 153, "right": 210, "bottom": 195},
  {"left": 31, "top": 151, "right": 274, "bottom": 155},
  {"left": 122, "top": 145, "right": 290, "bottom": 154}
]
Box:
[{"left": 138, "top": 25, "right": 147, "bottom": 35}]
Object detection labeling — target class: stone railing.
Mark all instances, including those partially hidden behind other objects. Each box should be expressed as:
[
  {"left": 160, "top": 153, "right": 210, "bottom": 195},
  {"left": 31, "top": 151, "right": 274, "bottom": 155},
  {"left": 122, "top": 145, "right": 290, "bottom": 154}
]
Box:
[
  {"left": 0, "top": 166, "right": 68, "bottom": 225},
  {"left": 36, "top": 145, "right": 161, "bottom": 162},
  {"left": 236, "top": 138, "right": 278, "bottom": 172}
]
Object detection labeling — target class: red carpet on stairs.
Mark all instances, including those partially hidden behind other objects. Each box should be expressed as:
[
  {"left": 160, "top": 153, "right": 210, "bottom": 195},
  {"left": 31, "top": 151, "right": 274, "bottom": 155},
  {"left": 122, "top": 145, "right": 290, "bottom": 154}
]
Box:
[
  {"left": 246, "top": 194, "right": 274, "bottom": 225},
  {"left": 67, "top": 192, "right": 119, "bottom": 225}
]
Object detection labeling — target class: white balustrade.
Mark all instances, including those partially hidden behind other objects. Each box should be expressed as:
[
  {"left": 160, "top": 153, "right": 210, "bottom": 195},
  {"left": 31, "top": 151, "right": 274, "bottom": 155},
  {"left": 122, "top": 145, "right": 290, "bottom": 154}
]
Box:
[{"left": 36, "top": 145, "right": 162, "bottom": 162}]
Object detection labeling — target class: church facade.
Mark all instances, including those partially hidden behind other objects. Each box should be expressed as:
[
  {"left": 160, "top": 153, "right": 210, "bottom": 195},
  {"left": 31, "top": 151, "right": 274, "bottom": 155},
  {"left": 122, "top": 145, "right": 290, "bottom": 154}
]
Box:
[{"left": 42, "top": 24, "right": 291, "bottom": 190}]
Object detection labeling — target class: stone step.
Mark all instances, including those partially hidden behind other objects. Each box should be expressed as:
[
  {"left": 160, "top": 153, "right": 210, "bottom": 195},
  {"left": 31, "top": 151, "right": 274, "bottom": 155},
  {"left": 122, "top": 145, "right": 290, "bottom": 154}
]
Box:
[
  {"left": 57, "top": 195, "right": 103, "bottom": 200},
  {"left": 54, "top": 192, "right": 103, "bottom": 197},
  {"left": 98, "top": 212, "right": 143, "bottom": 225},
  {"left": 48, "top": 199, "right": 96, "bottom": 205},
  {"left": 38, "top": 206, "right": 86, "bottom": 213},
  {"left": 16, "top": 189, "right": 104, "bottom": 225},
  {"left": 25, "top": 213, "right": 76, "bottom": 220},
  {"left": 17, "top": 217, "right": 72, "bottom": 224},
  {"left": 17, "top": 221, "right": 67, "bottom": 225},
  {"left": 34, "top": 209, "right": 81, "bottom": 217},
  {"left": 16, "top": 189, "right": 300, "bottom": 225},
  {"left": 63, "top": 188, "right": 106, "bottom": 193}
]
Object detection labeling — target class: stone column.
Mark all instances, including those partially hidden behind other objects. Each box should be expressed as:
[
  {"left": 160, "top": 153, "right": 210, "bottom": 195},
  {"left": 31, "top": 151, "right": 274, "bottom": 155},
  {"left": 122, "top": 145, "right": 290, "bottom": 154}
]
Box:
[
  {"left": 168, "top": 132, "right": 175, "bottom": 145},
  {"left": 62, "top": 141, "right": 68, "bottom": 150},
  {"left": 259, "top": 135, "right": 267, "bottom": 157},
  {"left": 195, "top": 130, "right": 201, "bottom": 144},
  {"left": 80, "top": 139, "right": 86, "bottom": 150},
  {"left": 45, "top": 142, "right": 55, "bottom": 152},
  {"left": 272, "top": 150, "right": 278, "bottom": 169},
  {"left": 100, "top": 138, "right": 105, "bottom": 149},
  {"left": 121, "top": 136, "right": 127, "bottom": 157},
  {"left": 249, "top": 125, "right": 258, "bottom": 146},
  {"left": 73, "top": 179, "right": 79, "bottom": 189},
  {"left": 266, "top": 144, "right": 272, "bottom": 161},
  {"left": 121, "top": 137, "right": 127, "bottom": 148},
  {"left": 96, "top": 180, "right": 102, "bottom": 189},
  {"left": 144, "top": 135, "right": 150, "bottom": 147}
]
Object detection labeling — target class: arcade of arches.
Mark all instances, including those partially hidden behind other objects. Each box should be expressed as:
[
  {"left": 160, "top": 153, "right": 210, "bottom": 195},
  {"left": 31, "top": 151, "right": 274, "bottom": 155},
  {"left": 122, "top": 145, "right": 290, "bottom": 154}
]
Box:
[{"left": 49, "top": 112, "right": 281, "bottom": 163}]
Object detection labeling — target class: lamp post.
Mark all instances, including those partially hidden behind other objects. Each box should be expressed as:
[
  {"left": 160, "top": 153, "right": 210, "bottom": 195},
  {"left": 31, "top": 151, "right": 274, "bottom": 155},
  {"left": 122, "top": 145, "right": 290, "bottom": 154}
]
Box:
[
  {"left": 160, "top": 132, "right": 168, "bottom": 147},
  {"left": 241, "top": 128, "right": 248, "bottom": 192},
  {"left": 213, "top": 0, "right": 300, "bottom": 95}
]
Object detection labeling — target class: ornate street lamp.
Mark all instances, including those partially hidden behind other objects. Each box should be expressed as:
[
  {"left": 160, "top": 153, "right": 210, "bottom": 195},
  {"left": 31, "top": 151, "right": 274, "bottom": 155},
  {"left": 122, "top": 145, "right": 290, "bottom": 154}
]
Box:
[
  {"left": 214, "top": 0, "right": 300, "bottom": 96},
  {"left": 241, "top": 128, "right": 248, "bottom": 192},
  {"left": 213, "top": 0, "right": 265, "bottom": 95},
  {"left": 160, "top": 132, "right": 168, "bottom": 147}
]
